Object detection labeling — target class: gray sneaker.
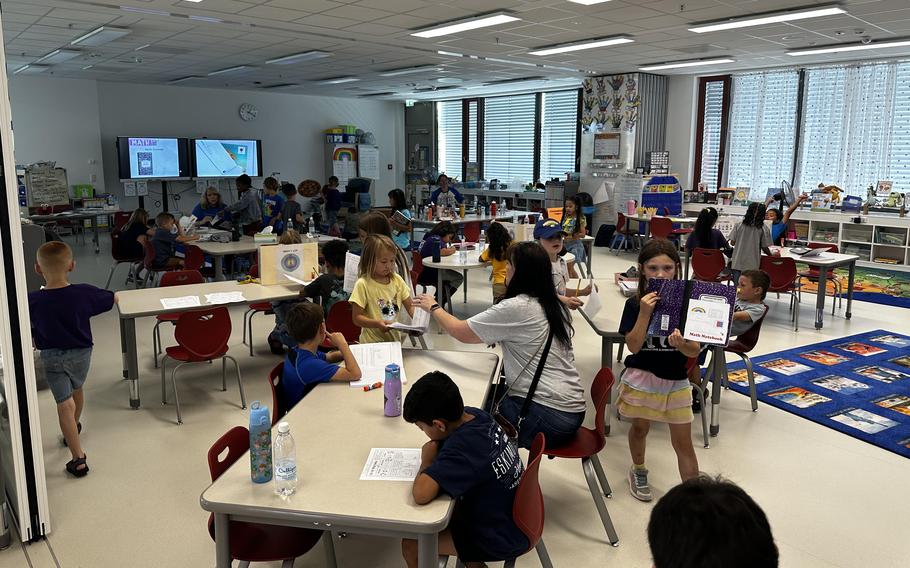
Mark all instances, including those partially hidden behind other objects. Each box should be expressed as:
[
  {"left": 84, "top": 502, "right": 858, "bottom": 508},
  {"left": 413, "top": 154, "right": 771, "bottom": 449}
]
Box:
[{"left": 629, "top": 466, "right": 653, "bottom": 502}]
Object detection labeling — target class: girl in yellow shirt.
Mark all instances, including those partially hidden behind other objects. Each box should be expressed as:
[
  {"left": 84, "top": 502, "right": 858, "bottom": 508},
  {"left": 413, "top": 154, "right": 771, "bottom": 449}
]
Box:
[
  {"left": 478, "top": 221, "right": 513, "bottom": 303},
  {"left": 350, "top": 235, "right": 414, "bottom": 343}
]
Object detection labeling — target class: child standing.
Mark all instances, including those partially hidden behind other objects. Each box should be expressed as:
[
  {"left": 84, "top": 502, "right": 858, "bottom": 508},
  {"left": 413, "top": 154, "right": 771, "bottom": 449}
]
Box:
[
  {"left": 561, "top": 195, "right": 587, "bottom": 274},
  {"left": 534, "top": 218, "right": 590, "bottom": 309},
  {"left": 301, "top": 239, "right": 350, "bottom": 316},
  {"left": 478, "top": 221, "right": 512, "bottom": 303},
  {"left": 350, "top": 234, "right": 414, "bottom": 343},
  {"left": 224, "top": 174, "right": 262, "bottom": 235},
  {"left": 729, "top": 202, "right": 775, "bottom": 283},
  {"left": 261, "top": 177, "right": 285, "bottom": 231},
  {"left": 618, "top": 239, "right": 702, "bottom": 501},
  {"left": 322, "top": 176, "right": 342, "bottom": 230},
  {"left": 279, "top": 183, "right": 304, "bottom": 233},
  {"left": 282, "top": 302, "right": 362, "bottom": 409},
  {"left": 29, "top": 242, "right": 115, "bottom": 477},
  {"left": 152, "top": 212, "right": 199, "bottom": 269}
]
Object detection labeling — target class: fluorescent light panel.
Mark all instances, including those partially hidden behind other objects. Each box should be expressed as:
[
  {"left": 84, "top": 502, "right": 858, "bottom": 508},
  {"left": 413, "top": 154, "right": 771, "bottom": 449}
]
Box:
[
  {"left": 190, "top": 15, "right": 222, "bottom": 23},
  {"left": 207, "top": 65, "right": 249, "bottom": 76},
  {"left": 379, "top": 65, "right": 441, "bottom": 77},
  {"left": 14, "top": 64, "right": 49, "bottom": 75},
  {"left": 70, "top": 26, "right": 131, "bottom": 47},
  {"left": 35, "top": 49, "right": 81, "bottom": 64},
  {"left": 266, "top": 50, "right": 331, "bottom": 65},
  {"left": 411, "top": 12, "right": 520, "bottom": 38},
  {"left": 529, "top": 36, "right": 633, "bottom": 56},
  {"left": 318, "top": 77, "right": 359, "bottom": 84},
  {"left": 639, "top": 58, "right": 735, "bottom": 71},
  {"left": 689, "top": 4, "right": 846, "bottom": 33},
  {"left": 437, "top": 51, "right": 463, "bottom": 57},
  {"left": 787, "top": 38, "right": 910, "bottom": 55},
  {"left": 169, "top": 76, "right": 203, "bottom": 84}
]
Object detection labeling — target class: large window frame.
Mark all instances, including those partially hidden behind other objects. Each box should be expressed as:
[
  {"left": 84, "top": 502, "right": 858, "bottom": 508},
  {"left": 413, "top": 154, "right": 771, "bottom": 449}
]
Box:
[{"left": 693, "top": 75, "right": 732, "bottom": 193}]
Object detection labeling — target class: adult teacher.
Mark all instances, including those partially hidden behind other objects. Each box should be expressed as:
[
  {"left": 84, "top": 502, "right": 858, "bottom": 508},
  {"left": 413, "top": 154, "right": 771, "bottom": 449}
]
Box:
[
  {"left": 430, "top": 174, "right": 463, "bottom": 209},
  {"left": 412, "top": 241, "right": 585, "bottom": 448}
]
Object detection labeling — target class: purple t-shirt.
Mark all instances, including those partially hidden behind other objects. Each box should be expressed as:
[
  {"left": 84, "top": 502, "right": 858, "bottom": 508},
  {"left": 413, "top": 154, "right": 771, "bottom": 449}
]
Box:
[{"left": 28, "top": 284, "right": 115, "bottom": 350}]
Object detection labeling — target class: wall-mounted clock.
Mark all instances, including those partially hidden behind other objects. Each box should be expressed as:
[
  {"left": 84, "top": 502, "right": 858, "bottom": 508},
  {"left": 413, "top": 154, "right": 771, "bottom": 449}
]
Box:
[{"left": 239, "top": 103, "right": 258, "bottom": 121}]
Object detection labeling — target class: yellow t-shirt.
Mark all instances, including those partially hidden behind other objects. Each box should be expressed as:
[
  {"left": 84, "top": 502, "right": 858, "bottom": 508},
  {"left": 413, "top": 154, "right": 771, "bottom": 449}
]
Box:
[
  {"left": 479, "top": 249, "right": 508, "bottom": 285},
  {"left": 349, "top": 273, "right": 411, "bottom": 344}
]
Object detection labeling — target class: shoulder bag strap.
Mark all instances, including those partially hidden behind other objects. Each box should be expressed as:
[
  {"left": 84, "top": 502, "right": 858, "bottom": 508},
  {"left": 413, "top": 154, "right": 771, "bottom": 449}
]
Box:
[{"left": 517, "top": 328, "right": 554, "bottom": 425}]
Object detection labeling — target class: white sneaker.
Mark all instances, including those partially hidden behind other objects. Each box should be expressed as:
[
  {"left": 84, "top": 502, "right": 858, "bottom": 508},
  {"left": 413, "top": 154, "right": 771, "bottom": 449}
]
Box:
[{"left": 629, "top": 466, "right": 653, "bottom": 502}]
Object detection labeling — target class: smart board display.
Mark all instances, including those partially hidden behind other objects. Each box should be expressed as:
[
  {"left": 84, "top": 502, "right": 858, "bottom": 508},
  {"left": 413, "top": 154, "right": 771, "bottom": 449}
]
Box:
[
  {"left": 116, "top": 137, "right": 190, "bottom": 179},
  {"left": 193, "top": 139, "right": 262, "bottom": 177}
]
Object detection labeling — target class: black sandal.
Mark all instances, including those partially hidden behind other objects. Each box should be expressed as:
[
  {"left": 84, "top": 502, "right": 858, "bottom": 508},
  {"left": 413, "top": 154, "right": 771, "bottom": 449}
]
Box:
[
  {"left": 65, "top": 454, "right": 89, "bottom": 478},
  {"left": 62, "top": 422, "right": 82, "bottom": 448}
]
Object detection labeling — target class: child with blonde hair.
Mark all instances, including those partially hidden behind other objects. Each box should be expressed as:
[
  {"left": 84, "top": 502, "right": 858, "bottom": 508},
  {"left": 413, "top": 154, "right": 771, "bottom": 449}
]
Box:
[{"left": 350, "top": 234, "right": 414, "bottom": 343}]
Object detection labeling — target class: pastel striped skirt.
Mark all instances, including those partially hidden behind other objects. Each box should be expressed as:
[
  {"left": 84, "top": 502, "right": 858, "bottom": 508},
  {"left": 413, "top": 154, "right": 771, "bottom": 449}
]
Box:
[{"left": 617, "top": 368, "right": 693, "bottom": 424}]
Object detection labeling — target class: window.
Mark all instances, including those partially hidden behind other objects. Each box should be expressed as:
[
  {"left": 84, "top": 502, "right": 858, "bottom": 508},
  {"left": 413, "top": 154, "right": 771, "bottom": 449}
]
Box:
[
  {"left": 483, "top": 94, "right": 536, "bottom": 183},
  {"left": 540, "top": 90, "right": 578, "bottom": 179},
  {"left": 466, "top": 100, "right": 478, "bottom": 165},
  {"left": 436, "top": 100, "right": 462, "bottom": 179},
  {"left": 726, "top": 70, "right": 799, "bottom": 200},
  {"left": 694, "top": 76, "right": 730, "bottom": 193}
]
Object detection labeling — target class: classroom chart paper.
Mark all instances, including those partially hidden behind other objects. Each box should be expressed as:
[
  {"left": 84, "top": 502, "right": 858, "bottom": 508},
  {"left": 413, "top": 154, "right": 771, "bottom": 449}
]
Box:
[
  {"left": 348, "top": 342, "right": 407, "bottom": 388},
  {"left": 359, "top": 448, "right": 422, "bottom": 481},
  {"left": 160, "top": 296, "right": 201, "bottom": 309},
  {"left": 204, "top": 292, "right": 246, "bottom": 305}
]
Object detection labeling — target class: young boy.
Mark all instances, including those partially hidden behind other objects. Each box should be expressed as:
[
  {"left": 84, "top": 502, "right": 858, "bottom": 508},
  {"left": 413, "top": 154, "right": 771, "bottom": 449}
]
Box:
[
  {"left": 648, "top": 475, "right": 779, "bottom": 568},
  {"left": 401, "top": 372, "right": 528, "bottom": 568},
  {"left": 282, "top": 302, "right": 361, "bottom": 409},
  {"left": 533, "top": 218, "right": 590, "bottom": 309},
  {"left": 279, "top": 183, "right": 303, "bottom": 233},
  {"left": 731, "top": 269, "right": 770, "bottom": 336},
  {"left": 224, "top": 174, "right": 262, "bottom": 234},
  {"left": 28, "top": 242, "right": 115, "bottom": 477},
  {"left": 151, "top": 212, "right": 198, "bottom": 269},
  {"left": 301, "top": 239, "right": 350, "bottom": 316},
  {"left": 261, "top": 177, "right": 285, "bottom": 231},
  {"left": 323, "top": 176, "right": 342, "bottom": 229}
]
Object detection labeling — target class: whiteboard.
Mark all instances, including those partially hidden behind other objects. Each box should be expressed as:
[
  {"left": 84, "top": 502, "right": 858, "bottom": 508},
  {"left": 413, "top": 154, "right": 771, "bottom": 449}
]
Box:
[
  {"left": 358, "top": 145, "right": 380, "bottom": 179},
  {"left": 26, "top": 166, "right": 69, "bottom": 206}
]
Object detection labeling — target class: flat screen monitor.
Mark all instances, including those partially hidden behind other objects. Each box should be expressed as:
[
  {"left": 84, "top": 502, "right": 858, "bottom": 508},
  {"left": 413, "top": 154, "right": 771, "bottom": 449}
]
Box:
[
  {"left": 116, "top": 137, "right": 190, "bottom": 179},
  {"left": 193, "top": 139, "right": 262, "bottom": 178}
]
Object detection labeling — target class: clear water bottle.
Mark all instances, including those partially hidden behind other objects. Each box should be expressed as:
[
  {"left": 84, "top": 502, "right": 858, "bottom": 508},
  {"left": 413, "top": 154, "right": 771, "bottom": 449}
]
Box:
[
  {"left": 273, "top": 422, "right": 297, "bottom": 496},
  {"left": 384, "top": 364, "right": 402, "bottom": 417},
  {"left": 478, "top": 230, "right": 486, "bottom": 252},
  {"left": 459, "top": 236, "right": 467, "bottom": 264}
]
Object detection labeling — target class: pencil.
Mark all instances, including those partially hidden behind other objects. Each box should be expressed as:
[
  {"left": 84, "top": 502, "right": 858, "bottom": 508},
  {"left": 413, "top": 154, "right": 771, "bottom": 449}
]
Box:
[{"left": 576, "top": 279, "right": 581, "bottom": 295}]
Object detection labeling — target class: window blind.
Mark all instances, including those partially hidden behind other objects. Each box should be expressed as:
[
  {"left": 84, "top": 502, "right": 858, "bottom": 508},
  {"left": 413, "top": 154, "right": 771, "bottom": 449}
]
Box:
[
  {"left": 436, "top": 100, "right": 462, "bottom": 179},
  {"left": 698, "top": 80, "right": 726, "bottom": 192},
  {"left": 467, "top": 100, "right": 478, "bottom": 164},
  {"left": 727, "top": 70, "right": 799, "bottom": 200},
  {"left": 540, "top": 90, "right": 578, "bottom": 179},
  {"left": 483, "top": 94, "right": 536, "bottom": 183}
]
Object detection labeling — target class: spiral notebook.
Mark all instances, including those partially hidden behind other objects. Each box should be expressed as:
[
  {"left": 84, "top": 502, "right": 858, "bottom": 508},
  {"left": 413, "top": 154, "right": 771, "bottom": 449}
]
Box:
[{"left": 645, "top": 279, "right": 736, "bottom": 346}]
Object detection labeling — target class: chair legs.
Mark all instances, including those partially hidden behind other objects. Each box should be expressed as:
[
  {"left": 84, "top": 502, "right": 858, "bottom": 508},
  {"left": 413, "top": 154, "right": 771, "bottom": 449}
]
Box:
[
  {"left": 105, "top": 261, "right": 118, "bottom": 289},
  {"left": 242, "top": 309, "right": 267, "bottom": 357},
  {"left": 225, "top": 355, "right": 247, "bottom": 410},
  {"left": 162, "top": 355, "right": 245, "bottom": 425},
  {"left": 581, "top": 456, "right": 620, "bottom": 545},
  {"left": 534, "top": 539, "right": 555, "bottom": 568}
]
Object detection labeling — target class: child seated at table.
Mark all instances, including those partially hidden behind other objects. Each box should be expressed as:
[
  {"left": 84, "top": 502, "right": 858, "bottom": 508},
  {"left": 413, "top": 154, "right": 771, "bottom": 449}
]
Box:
[
  {"left": 151, "top": 212, "right": 198, "bottom": 269},
  {"left": 648, "top": 475, "right": 778, "bottom": 568},
  {"left": 417, "top": 221, "right": 462, "bottom": 306},
  {"left": 401, "top": 372, "right": 529, "bottom": 568},
  {"left": 300, "top": 239, "right": 349, "bottom": 317},
  {"left": 478, "top": 221, "right": 512, "bottom": 303},
  {"left": 350, "top": 234, "right": 414, "bottom": 344},
  {"left": 282, "top": 302, "right": 361, "bottom": 409}
]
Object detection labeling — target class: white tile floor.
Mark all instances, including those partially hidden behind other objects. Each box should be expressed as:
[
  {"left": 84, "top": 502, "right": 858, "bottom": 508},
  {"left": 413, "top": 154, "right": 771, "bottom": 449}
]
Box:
[{"left": 3, "top": 233, "right": 910, "bottom": 568}]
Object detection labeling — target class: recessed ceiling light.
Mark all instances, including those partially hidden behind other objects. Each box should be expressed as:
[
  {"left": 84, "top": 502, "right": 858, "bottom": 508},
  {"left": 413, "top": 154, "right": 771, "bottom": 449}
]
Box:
[
  {"left": 71, "top": 26, "right": 131, "bottom": 47},
  {"left": 437, "top": 51, "right": 463, "bottom": 57},
  {"left": 318, "top": 76, "right": 360, "bottom": 84},
  {"left": 379, "top": 65, "right": 442, "bottom": 77},
  {"left": 207, "top": 65, "right": 250, "bottom": 76},
  {"left": 357, "top": 92, "right": 396, "bottom": 98},
  {"left": 787, "top": 38, "right": 910, "bottom": 55},
  {"left": 266, "top": 51, "right": 331, "bottom": 65},
  {"left": 639, "top": 58, "right": 735, "bottom": 71},
  {"left": 35, "top": 49, "right": 81, "bottom": 64},
  {"left": 486, "top": 57, "right": 539, "bottom": 67},
  {"left": 14, "top": 64, "right": 49, "bottom": 75},
  {"left": 689, "top": 4, "right": 846, "bottom": 33},
  {"left": 183, "top": 0, "right": 204, "bottom": 3},
  {"left": 529, "top": 36, "right": 634, "bottom": 56},
  {"left": 169, "top": 76, "right": 203, "bottom": 84},
  {"left": 190, "top": 15, "right": 222, "bottom": 23},
  {"left": 411, "top": 12, "right": 520, "bottom": 39},
  {"left": 568, "top": 0, "right": 612, "bottom": 5}
]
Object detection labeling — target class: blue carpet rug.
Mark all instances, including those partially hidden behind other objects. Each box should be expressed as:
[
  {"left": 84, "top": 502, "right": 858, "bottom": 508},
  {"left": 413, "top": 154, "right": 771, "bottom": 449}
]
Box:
[{"left": 725, "top": 330, "right": 910, "bottom": 459}]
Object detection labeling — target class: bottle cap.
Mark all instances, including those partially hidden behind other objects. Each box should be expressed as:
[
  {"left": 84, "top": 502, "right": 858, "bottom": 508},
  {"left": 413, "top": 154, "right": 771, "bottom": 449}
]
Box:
[{"left": 277, "top": 422, "right": 290, "bottom": 434}]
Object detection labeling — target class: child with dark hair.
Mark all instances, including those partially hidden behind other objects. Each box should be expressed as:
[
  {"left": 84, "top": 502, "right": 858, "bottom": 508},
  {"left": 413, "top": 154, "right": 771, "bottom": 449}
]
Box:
[
  {"left": 388, "top": 189, "right": 413, "bottom": 250},
  {"left": 279, "top": 183, "right": 304, "bottom": 232},
  {"left": 729, "top": 202, "right": 776, "bottom": 283},
  {"left": 648, "top": 475, "right": 779, "bottom": 568},
  {"left": 685, "top": 207, "right": 730, "bottom": 253},
  {"left": 282, "top": 302, "right": 361, "bottom": 409},
  {"left": 323, "top": 176, "right": 342, "bottom": 230},
  {"left": 732, "top": 269, "right": 770, "bottom": 337},
  {"left": 417, "top": 221, "right": 463, "bottom": 303},
  {"left": 151, "top": 212, "right": 198, "bottom": 269},
  {"left": 301, "top": 239, "right": 350, "bottom": 316},
  {"left": 478, "top": 221, "right": 512, "bottom": 302},
  {"left": 401, "top": 371, "right": 528, "bottom": 568},
  {"left": 261, "top": 177, "right": 285, "bottom": 231}
]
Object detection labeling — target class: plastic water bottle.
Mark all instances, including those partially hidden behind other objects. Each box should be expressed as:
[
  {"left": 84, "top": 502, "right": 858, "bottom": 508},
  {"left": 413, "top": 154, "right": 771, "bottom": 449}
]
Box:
[
  {"left": 459, "top": 236, "right": 467, "bottom": 264},
  {"left": 478, "top": 230, "right": 486, "bottom": 252},
  {"left": 384, "top": 364, "right": 402, "bottom": 417},
  {"left": 273, "top": 422, "right": 297, "bottom": 496},
  {"left": 249, "top": 401, "right": 272, "bottom": 483}
]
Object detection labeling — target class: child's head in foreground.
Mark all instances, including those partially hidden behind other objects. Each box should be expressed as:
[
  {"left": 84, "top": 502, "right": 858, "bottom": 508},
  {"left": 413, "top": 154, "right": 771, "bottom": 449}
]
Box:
[{"left": 403, "top": 371, "right": 464, "bottom": 441}]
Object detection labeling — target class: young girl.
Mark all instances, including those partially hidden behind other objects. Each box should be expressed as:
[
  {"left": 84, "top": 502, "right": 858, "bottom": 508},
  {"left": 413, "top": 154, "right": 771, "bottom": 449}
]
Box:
[
  {"left": 685, "top": 207, "right": 730, "bottom": 253},
  {"left": 618, "top": 239, "right": 701, "bottom": 502},
  {"left": 417, "top": 221, "right": 463, "bottom": 304},
  {"left": 388, "top": 189, "right": 413, "bottom": 251},
  {"left": 729, "top": 202, "right": 775, "bottom": 283},
  {"left": 561, "top": 195, "right": 587, "bottom": 277},
  {"left": 479, "top": 221, "right": 512, "bottom": 303},
  {"left": 350, "top": 234, "right": 415, "bottom": 344},
  {"left": 117, "top": 208, "right": 152, "bottom": 259}
]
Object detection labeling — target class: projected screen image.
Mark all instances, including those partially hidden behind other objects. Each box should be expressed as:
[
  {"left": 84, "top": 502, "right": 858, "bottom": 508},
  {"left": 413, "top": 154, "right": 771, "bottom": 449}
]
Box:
[
  {"left": 194, "top": 139, "right": 260, "bottom": 177},
  {"left": 126, "top": 138, "right": 181, "bottom": 178}
]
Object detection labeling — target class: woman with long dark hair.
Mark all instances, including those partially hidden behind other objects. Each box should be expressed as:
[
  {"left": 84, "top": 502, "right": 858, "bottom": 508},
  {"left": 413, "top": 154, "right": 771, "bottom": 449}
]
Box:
[
  {"left": 412, "top": 241, "right": 585, "bottom": 448},
  {"left": 729, "top": 202, "right": 775, "bottom": 282}
]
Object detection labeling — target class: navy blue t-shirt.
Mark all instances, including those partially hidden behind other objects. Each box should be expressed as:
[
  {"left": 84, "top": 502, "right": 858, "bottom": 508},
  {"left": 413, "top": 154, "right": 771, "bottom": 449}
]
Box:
[
  {"left": 424, "top": 408, "right": 529, "bottom": 561},
  {"left": 29, "top": 284, "right": 114, "bottom": 349},
  {"left": 282, "top": 347, "right": 339, "bottom": 408},
  {"left": 151, "top": 228, "right": 177, "bottom": 267}
]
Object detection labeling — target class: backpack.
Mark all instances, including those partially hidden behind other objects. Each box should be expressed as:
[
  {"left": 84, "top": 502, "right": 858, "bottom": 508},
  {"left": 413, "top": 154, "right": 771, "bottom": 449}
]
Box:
[{"left": 594, "top": 224, "right": 616, "bottom": 247}]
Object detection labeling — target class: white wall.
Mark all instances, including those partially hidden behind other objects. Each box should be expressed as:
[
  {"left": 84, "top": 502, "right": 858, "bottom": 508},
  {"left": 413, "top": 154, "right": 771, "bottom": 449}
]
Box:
[
  {"left": 665, "top": 75, "right": 698, "bottom": 191},
  {"left": 8, "top": 77, "right": 104, "bottom": 190}
]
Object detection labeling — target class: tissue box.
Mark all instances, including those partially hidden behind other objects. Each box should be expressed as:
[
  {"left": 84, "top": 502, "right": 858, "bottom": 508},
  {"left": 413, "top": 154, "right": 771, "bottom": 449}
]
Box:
[{"left": 253, "top": 233, "right": 278, "bottom": 244}]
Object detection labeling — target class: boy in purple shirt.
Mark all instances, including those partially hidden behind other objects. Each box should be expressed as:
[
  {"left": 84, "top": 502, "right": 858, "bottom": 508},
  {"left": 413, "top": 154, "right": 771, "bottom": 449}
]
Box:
[{"left": 28, "top": 242, "right": 114, "bottom": 478}]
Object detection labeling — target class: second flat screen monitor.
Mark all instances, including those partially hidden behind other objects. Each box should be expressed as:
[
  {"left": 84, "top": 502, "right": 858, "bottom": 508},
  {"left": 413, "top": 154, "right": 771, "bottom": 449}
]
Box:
[{"left": 194, "top": 139, "right": 261, "bottom": 177}]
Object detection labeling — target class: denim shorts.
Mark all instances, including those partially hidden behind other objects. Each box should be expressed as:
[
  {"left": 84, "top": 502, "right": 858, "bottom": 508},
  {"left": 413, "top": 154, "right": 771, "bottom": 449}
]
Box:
[
  {"left": 498, "top": 395, "right": 585, "bottom": 449},
  {"left": 39, "top": 348, "right": 92, "bottom": 404}
]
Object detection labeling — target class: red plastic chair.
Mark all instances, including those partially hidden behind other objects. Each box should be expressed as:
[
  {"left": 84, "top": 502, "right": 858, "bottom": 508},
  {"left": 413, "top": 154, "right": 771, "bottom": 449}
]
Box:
[
  {"left": 160, "top": 307, "right": 245, "bottom": 424},
  {"left": 797, "top": 243, "right": 843, "bottom": 314},
  {"left": 610, "top": 212, "right": 640, "bottom": 253},
  {"left": 113, "top": 211, "right": 132, "bottom": 231},
  {"left": 760, "top": 256, "right": 800, "bottom": 331},
  {"left": 104, "top": 229, "right": 144, "bottom": 289},
  {"left": 691, "top": 248, "right": 731, "bottom": 283},
  {"left": 206, "top": 426, "right": 324, "bottom": 564},
  {"left": 141, "top": 239, "right": 176, "bottom": 287},
  {"left": 242, "top": 264, "right": 276, "bottom": 357},
  {"left": 650, "top": 216, "right": 691, "bottom": 245},
  {"left": 184, "top": 244, "right": 217, "bottom": 279},
  {"left": 267, "top": 361, "right": 288, "bottom": 426},
  {"left": 543, "top": 369, "right": 620, "bottom": 546},
  {"left": 152, "top": 269, "right": 205, "bottom": 368},
  {"left": 463, "top": 221, "right": 481, "bottom": 242}
]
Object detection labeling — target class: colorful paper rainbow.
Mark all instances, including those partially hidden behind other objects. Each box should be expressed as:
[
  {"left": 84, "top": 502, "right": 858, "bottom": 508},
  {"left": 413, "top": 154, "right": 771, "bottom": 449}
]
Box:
[{"left": 333, "top": 147, "right": 357, "bottom": 162}]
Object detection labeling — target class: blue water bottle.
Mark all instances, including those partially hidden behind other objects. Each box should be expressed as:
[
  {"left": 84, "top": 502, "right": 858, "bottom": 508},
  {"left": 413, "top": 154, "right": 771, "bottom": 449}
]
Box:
[
  {"left": 384, "top": 364, "right": 402, "bottom": 417},
  {"left": 249, "top": 401, "right": 273, "bottom": 483}
]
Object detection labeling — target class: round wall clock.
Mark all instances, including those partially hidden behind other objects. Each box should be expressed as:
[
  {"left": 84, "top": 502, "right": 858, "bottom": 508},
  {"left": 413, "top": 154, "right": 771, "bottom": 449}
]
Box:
[{"left": 239, "top": 103, "right": 258, "bottom": 121}]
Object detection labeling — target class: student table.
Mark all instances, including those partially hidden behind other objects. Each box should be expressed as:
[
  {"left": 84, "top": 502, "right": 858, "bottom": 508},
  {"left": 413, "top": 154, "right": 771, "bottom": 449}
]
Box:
[
  {"left": 195, "top": 235, "right": 342, "bottom": 281},
  {"left": 409, "top": 211, "right": 541, "bottom": 244},
  {"left": 778, "top": 247, "right": 858, "bottom": 330},
  {"left": 629, "top": 215, "right": 695, "bottom": 244},
  {"left": 116, "top": 280, "right": 301, "bottom": 408},
  {"left": 200, "top": 349, "right": 500, "bottom": 568},
  {"left": 28, "top": 208, "right": 120, "bottom": 254}
]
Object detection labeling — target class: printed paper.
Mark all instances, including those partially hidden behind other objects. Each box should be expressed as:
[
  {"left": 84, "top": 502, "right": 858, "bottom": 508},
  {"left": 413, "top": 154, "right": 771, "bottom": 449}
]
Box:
[{"left": 359, "top": 448, "right": 421, "bottom": 481}]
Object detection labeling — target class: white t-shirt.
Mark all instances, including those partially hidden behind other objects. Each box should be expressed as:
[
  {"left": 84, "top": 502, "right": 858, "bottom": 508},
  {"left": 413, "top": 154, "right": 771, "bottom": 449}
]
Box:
[
  {"left": 551, "top": 257, "right": 569, "bottom": 296},
  {"left": 468, "top": 295, "right": 586, "bottom": 414}
]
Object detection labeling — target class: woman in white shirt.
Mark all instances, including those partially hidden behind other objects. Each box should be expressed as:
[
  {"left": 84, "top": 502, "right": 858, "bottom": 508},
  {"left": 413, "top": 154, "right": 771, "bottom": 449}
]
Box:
[{"left": 413, "top": 241, "right": 586, "bottom": 448}]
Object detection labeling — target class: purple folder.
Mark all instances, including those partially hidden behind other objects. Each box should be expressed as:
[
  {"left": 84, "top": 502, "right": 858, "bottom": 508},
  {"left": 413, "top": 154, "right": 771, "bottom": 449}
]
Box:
[{"left": 645, "top": 279, "right": 737, "bottom": 345}]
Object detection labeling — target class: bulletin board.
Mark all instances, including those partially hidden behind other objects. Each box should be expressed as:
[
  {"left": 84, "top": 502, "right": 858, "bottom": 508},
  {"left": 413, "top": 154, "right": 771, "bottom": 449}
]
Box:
[{"left": 25, "top": 165, "right": 69, "bottom": 206}]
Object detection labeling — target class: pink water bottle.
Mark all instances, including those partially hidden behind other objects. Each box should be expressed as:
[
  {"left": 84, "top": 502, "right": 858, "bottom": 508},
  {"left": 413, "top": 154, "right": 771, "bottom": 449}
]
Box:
[
  {"left": 383, "top": 364, "right": 402, "bottom": 417},
  {"left": 626, "top": 199, "right": 636, "bottom": 216}
]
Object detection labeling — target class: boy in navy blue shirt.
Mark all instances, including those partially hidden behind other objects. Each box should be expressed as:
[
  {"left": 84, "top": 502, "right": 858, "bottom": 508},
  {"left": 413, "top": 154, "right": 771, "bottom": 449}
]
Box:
[
  {"left": 28, "top": 241, "right": 115, "bottom": 478},
  {"left": 401, "top": 372, "right": 528, "bottom": 567},
  {"left": 261, "top": 177, "right": 286, "bottom": 231},
  {"left": 282, "top": 302, "right": 361, "bottom": 409},
  {"left": 151, "top": 212, "right": 198, "bottom": 269}
]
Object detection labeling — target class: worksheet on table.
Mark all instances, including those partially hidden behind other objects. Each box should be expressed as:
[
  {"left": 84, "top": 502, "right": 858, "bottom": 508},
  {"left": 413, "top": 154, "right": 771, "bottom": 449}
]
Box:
[
  {"left": 160, "top": 296, "right": 201, "bottom": 309},
  {"left": 359, "top": 448, "right": 421, "bottom": 481},
  {"left": 348, "top": 342, "right": 407, "bottom": 387}
]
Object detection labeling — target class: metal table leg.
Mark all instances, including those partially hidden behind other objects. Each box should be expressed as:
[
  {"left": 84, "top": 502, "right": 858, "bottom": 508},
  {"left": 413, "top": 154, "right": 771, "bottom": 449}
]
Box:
[
  {"left": 845, "top": 261, "right": 855, "bottom": 319},
  {"left": 417, "top": 533, "right": 438, "bottom": 568},
  {"left": 214, "top": 513, "right": 231, "bottom": 568},
  {"left": 602, "top": 335, "right": 612, "bottom": 436},
  {"left": 322, "top": 531, "right": 338, "bottom": 568},
  {"left": 437, "top": 269, "right": 444, "bottom": 334},
  {"left": 815, "top": 267, "right": 827, "bottom": 329},
  {"left": 463, "top": 269, "right": 467, "bottom": 304},
  {"left": 710, "top": 346, "right": 724, "bottom": 437},
  {"left": 213, "top": 255, "right": 225, "bottom": 281},
  {"left": 120, "top": 317, "right": 129, "bottom": 379},
  {"left": 123, "top": 317, "right": 140, "bottom": 408},
  {"left": 585, "top": 239, "right": 594, "bottom": 277},
  {"left": 92, "top": 215, "right": 100, "bottom": 253}
]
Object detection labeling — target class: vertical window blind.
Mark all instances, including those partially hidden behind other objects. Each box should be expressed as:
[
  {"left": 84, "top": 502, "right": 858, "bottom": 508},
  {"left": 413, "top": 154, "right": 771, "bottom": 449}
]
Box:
[
  {"left": 727, "top": 70, "right": 799, "bottom": 200},
  {"left": 698, "top": 80, "right": 726, "bottom": 192},
  {"left": 436, "top": 100, "right": 462, "bottom": 179},
  {"left": 483, "top": 94, "right": 536, "bottom": 183},
  {"left": 540, "top": 90, "right": 578, "bottom": 179}
]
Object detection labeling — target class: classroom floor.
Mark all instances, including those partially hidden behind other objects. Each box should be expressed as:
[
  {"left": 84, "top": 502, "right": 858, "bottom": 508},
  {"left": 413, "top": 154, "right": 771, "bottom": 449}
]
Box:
[{"left": 4, "top": 233, "right": 909, "bottom": 568}]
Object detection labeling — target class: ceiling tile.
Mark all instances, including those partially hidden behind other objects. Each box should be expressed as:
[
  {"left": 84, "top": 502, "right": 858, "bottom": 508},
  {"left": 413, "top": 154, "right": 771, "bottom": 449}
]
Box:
[
  {"left": 239, "top": 5, "right": 309, "bottom": 22},
  {"left": 322, "top": 4, "right": 394, "bottom": 21},
  {"left": 343, "top": 22, "right": 405, "bottom": 36},
  {"left": 296, "top": 13, "right": 359, "bottom": 29},
  {"left": 354, "top": 0, "right": 428, "bottom": 12}
]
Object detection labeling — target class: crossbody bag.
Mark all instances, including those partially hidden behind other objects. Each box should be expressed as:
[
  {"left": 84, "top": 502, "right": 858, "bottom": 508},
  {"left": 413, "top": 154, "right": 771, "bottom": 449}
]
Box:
[{"left": 491, "top": 328, "right": 554, "bottom": 439}]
